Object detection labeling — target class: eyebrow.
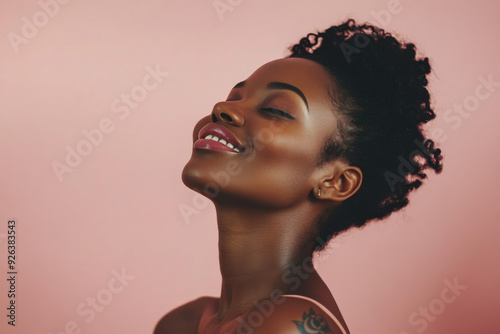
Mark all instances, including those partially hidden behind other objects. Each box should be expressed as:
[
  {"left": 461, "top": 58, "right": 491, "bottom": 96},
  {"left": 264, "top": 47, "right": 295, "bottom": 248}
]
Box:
[{"left": 232, "top": 81, "right": 309, "bottom": 110}]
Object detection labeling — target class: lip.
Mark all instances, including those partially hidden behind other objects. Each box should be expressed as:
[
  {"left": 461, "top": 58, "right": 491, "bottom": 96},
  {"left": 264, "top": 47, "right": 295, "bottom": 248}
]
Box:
[{"left": 194, "top": 123, "right": 245, "bottom": 153}]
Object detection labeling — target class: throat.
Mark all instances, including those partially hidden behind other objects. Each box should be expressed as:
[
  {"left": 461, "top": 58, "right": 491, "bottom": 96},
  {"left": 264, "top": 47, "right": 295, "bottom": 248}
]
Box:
[{"left": 212, "top": 203, "right": 318, "bottom": 324}]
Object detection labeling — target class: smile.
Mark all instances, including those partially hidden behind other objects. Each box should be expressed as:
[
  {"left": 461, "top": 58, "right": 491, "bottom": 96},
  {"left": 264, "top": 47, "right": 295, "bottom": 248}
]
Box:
[
  {"left": 194, "top": 123, "right": 245, "bottom": 153},
  {"left": 202, "top": 135, "right": 240, "bottom": 152}
]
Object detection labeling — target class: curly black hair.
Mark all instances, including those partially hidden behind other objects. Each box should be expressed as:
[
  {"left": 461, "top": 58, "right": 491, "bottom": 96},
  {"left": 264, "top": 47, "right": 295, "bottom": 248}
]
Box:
[{"left": 288, "top": 19, "right": 444, "bottom": 252}]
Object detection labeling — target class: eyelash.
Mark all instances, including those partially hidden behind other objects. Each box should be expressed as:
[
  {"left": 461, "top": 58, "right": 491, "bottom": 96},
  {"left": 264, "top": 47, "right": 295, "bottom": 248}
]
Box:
[{"left": 260, "top": 108, "right": 295, "bottom": 120}]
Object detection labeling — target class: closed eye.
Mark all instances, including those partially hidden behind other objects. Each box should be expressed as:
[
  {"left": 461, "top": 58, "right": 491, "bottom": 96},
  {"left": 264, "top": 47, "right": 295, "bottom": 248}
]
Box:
[{"left": 260, "top": 108, "right": 295, "bottom": 120}]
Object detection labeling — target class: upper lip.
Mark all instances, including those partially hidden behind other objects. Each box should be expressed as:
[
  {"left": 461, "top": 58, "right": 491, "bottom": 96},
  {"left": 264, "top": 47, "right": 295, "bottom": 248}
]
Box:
[{"left": 198, "top": 123, "right": 245, "bottom": 152}]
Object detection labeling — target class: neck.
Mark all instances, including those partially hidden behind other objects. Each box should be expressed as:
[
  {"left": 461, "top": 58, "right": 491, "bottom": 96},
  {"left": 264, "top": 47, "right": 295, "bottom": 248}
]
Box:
[{"left": 212, "top": 201, "right": 320, "bottom": 322}]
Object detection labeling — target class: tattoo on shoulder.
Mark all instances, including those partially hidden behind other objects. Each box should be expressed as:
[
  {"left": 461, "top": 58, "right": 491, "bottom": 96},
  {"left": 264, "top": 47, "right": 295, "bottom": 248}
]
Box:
[{"left": 293, "top": 307, "right": 332, "bottom": 334}]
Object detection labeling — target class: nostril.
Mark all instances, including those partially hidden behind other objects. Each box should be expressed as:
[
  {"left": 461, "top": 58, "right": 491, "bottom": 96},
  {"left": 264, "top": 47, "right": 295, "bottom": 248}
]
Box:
[
  {"left": 220, "top": 112, "right": 233, "bottom": 123},
  {"left": 211, "top": 114, "right": 217, "bottom": 122}
]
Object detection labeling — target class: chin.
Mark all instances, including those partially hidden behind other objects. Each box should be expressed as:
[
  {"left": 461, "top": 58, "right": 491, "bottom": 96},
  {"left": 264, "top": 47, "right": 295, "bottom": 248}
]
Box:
[
  {"left": 181, "top": 157, "right": 214, "bottom": 198},
  {"left": 181, "top": 159, "right": 200, "bottom": 191}
]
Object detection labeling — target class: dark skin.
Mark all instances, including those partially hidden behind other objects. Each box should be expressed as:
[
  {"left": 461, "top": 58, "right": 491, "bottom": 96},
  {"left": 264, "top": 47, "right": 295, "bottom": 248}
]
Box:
[{"left": 155, "top": 58, "right": 362, "bottom": 334}]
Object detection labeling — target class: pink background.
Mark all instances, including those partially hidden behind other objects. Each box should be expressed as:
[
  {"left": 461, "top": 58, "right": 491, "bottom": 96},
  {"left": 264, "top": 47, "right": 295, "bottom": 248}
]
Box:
[{"left": 1, "top": 0, "right": 499, "bottom": 333}]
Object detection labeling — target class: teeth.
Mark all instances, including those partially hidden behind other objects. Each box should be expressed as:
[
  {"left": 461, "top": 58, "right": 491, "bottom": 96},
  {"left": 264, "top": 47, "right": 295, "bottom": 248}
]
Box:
[{"left": 203, "top": 134, "right": 241, "bottom": 152}]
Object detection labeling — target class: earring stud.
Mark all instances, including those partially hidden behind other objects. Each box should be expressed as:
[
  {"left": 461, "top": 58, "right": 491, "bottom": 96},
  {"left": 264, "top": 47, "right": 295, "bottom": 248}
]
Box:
[{"left": 317, "top": 188, "right": 321, "bottom": 197}]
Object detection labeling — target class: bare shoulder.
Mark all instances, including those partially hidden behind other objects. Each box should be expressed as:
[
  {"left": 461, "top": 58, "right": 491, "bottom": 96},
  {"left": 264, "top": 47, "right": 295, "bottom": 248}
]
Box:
[
  {"left": 246, "top": 295, "right": 349, "bottom": 334},
  {"left": 153, "top": 296, "right": 218, "bottom": 334}
]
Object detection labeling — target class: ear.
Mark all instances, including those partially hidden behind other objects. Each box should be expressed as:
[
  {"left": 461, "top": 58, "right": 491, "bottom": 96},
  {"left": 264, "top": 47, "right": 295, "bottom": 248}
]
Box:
[{"left": 314, "top": 162, "right": 362, "bottom": 202}]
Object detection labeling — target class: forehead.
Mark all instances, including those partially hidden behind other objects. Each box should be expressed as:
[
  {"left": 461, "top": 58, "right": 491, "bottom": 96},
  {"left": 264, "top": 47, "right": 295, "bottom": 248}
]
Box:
[{"left": 242, "top": 57, "right": 335, "bottom": 109}]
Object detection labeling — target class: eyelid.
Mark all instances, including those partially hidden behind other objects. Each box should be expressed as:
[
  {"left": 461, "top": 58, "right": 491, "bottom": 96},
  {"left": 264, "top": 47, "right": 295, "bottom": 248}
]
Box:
[
  {"left": 226, "top": 89, "right": 296, "bottom": 119},
  {"left": 260, "top": 108, "right": 295, "bottom": 120}
]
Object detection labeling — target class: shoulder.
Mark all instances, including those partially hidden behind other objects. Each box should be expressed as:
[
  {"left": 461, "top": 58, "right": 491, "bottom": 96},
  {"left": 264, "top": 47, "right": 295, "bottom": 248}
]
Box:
[
  {"left": 153, "top": 296, "right": 218, "bottom": 334},
  {"left": 242, "top": 295, "right": 348, "bottom": 334}
]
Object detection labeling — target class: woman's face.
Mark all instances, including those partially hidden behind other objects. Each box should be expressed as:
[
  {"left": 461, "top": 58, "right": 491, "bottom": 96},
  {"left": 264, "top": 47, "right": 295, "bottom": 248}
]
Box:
[{"left": 182, "top": 57, "right": 343, "bottom": 209}]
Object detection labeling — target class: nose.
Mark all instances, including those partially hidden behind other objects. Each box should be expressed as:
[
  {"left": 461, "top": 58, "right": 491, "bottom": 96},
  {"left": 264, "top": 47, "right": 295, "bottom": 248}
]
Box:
[{"left": 211, "top": 101, "right": 245, "bottom": 126}]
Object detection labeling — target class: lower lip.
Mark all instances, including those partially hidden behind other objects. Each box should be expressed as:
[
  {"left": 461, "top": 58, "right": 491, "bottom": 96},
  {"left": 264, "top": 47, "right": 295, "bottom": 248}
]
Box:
[{"left": 193, "top": 139, "right": 239, "bottom": 153}]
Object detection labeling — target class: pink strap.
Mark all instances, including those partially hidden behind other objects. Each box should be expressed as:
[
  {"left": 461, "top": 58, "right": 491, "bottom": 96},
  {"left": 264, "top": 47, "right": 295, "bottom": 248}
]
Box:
[{"left": 281, "top": 294, "right": 348, "bottom": 334}]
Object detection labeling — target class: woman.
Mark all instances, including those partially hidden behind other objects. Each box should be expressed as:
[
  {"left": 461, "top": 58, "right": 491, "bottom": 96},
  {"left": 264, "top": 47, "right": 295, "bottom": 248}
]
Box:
[{"left": 155, "top": 19, "right": 443, "bottom": 334}]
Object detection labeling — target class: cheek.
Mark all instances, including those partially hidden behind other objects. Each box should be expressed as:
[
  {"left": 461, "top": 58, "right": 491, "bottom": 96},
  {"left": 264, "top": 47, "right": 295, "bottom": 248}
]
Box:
[
  {"left": 262, "top": 125, "right": 322, "bottom": 169},
  {"left": 235, "top": 134, "right": 320, "bottom": 204}
]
